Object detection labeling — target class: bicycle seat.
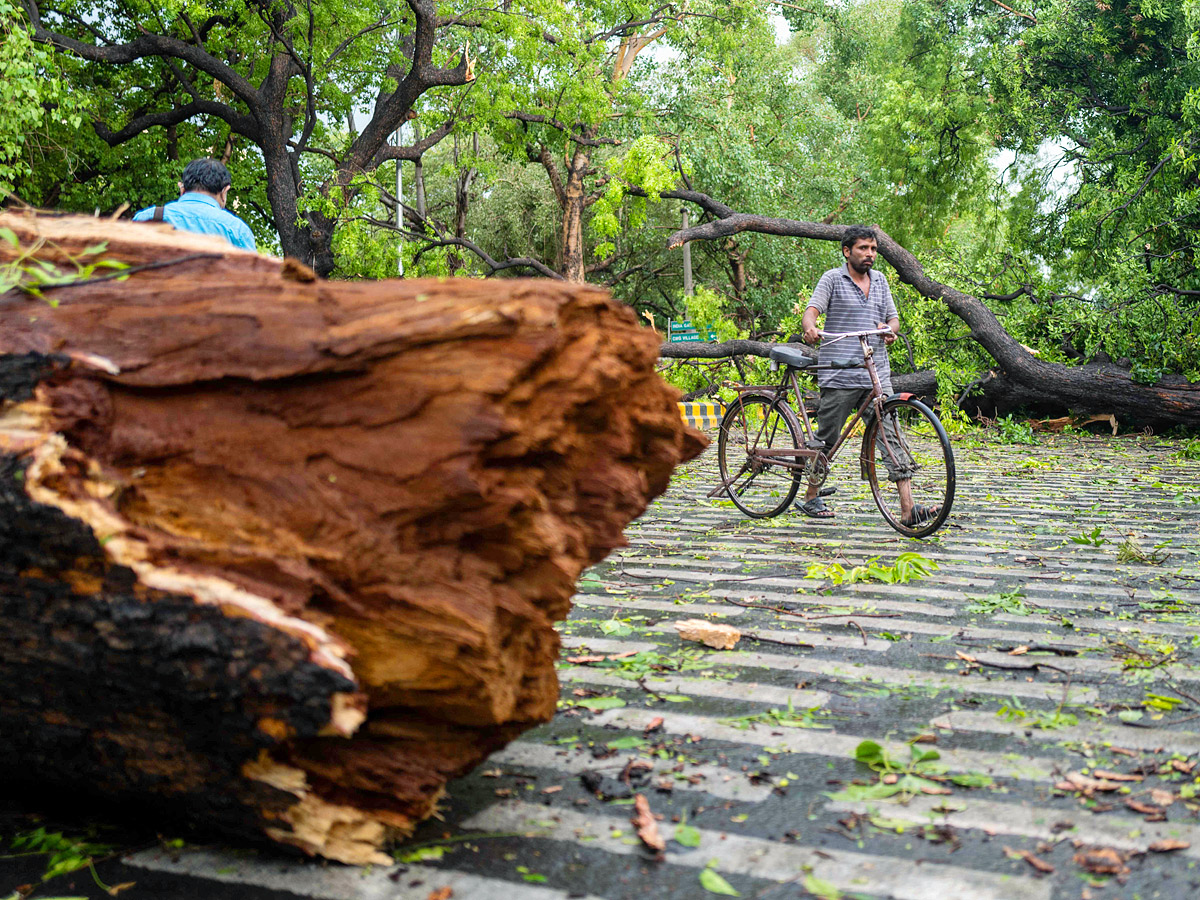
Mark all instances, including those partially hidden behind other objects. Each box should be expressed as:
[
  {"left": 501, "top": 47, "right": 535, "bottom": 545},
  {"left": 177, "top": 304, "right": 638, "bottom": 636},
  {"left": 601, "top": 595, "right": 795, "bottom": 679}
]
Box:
[{"left": 769, "top": 346, "right": 817, "bottom": 368}]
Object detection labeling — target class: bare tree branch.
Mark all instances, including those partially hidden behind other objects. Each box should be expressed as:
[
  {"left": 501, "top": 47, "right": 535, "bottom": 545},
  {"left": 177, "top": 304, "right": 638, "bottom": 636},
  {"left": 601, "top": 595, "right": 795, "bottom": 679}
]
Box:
[
  {"left": 372, "top": 120, "right": 454, "bottom": 165},
  {"left": 362, "top": 216, "right": 564, "bottom": 280},
  {"left": 93, "top": 101, "right": 258, "bottom": 145},
  {"left": 505, "top": 112, "right": 622, "bottom": 146}
]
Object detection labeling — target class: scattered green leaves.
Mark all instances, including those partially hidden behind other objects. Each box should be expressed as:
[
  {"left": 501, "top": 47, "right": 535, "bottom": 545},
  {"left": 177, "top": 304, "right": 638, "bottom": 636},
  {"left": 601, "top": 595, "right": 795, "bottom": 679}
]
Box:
[
  {"left": 1116, "top": 537, "right": 1170, "bottom": 565},
  {"left": 1143, "top": 693, "right": 1185, "bottom": 712},
  {"left": 997, "top": 698, "right": 1079, "bottom": 730},
  {"left": 802, "top": 875, "right": 843, "bottom": 900},
  {"left": 1175, "top": 439, "right": 1200, "bottom": 461},
  {"left": 722, "top": 699, "right": 830, "bottom": 731},
  {"left": 990, "top": 414, "right": 1036, "bottom": 445},
  {"left": 826, "top": 740, "right": 952, "bottom": 802},
  {"left": 1071, "top": 526, "right": 1108, "bottom": 548},
  {"left": 598, "top": 619, "right": 634, "bottom": 637},
  {"left": 7, "top": 827, "right": 115, "bottom": 892},
  {"left": 576, "top": 695, "right": 626, "bottom": 710},
  {"left": 806, "top": 552, "right": 938, "bottom": 585},
  {"left": 965, "top": 588, "right": 1029, "bottom": 616},
  {"left": 516, "top": 865, "right": 547, "bottom": 884},
  {"left": 397, "top": 845, "right": 448, "bottom": 863},
  {"left": 699, "top": 863, "right": 740, "bottom": 896}
]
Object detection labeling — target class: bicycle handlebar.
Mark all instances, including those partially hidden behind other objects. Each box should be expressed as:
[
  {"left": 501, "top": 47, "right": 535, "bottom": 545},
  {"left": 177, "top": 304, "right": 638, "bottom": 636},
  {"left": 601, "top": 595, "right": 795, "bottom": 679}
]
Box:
[{"left": 818, "top": 326, "right": 892, "bottom": 343}]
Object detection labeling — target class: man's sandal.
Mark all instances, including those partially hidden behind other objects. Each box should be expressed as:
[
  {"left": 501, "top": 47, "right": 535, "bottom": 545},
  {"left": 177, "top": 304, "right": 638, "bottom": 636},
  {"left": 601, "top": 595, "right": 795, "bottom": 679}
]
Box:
[
  {"left": 800, "top": 496, "right": 835, "bottom": 519},
  {"left": 901, "top": 504, "right": 940, "bottom": 527}
]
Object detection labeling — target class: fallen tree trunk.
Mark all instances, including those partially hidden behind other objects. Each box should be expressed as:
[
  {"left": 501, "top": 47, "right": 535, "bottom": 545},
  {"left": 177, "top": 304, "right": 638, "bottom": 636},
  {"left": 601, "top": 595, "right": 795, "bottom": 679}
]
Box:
[
  {"left": 662, "top": 194, "right": 1200, "bottom": 429},
  {"left": 0, "top": 212, "right": 705, "bottom": 864}
]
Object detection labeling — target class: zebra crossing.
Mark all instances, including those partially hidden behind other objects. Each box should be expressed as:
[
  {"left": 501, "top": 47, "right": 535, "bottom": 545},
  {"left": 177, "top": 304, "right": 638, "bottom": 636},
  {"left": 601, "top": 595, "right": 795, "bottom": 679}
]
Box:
[{"left": 128, "top": 432, "right": 1200, "bottom": 899}]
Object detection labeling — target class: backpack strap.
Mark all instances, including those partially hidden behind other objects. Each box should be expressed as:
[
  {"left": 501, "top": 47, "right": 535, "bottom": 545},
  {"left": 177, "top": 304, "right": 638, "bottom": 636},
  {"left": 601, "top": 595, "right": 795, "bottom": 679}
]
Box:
[{"left": 150, "top": 206, "right": 166, "bottom": 222}]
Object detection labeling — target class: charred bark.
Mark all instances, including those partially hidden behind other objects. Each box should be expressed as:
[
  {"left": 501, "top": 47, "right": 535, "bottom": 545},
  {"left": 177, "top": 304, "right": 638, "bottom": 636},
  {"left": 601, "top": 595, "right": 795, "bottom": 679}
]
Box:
[{"left": 0, "top": 212, "right": 704, "bottom": 864}]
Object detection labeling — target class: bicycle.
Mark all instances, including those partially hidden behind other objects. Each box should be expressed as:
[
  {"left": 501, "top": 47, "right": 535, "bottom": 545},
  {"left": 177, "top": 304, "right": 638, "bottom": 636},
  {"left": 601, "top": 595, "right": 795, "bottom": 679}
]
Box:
[{"left": 710, "top": 326, "right": 955, "bottom": 538}]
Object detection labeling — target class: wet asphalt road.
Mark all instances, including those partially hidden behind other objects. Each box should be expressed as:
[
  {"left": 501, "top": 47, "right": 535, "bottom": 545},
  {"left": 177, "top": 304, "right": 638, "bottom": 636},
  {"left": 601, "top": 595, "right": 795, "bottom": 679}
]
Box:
[{"left": 5, "top": 429, "right": 1200, "bottom": 900}]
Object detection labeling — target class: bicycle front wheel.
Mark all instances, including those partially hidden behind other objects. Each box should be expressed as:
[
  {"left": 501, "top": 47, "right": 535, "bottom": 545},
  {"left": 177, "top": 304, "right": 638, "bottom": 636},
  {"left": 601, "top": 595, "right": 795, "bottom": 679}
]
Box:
[
  {"left": 717, "top": 394, "right": 802, "bottom": 518},
  {"left": 862, "top": 397, "right": 955, "bottom": 538}
]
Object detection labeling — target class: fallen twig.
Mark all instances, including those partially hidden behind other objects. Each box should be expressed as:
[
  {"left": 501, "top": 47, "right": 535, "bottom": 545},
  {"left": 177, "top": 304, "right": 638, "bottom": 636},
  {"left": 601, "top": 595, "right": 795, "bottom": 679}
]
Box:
[{"left": 922, "top": 653, "right": 1073, "bottom": 675}]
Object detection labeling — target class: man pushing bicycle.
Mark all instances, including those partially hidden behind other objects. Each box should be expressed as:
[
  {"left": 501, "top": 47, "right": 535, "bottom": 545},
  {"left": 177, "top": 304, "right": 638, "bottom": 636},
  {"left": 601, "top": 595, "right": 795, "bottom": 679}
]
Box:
[{"left": 798, "top": 226, "right": 937, "bottom": 527}]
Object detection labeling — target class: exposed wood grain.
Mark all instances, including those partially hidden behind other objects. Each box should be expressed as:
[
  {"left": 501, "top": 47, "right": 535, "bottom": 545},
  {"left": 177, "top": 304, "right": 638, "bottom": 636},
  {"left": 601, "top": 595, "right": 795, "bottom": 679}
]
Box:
[{"left": 0, "top": 212, "right": 705, "bottom": 864}]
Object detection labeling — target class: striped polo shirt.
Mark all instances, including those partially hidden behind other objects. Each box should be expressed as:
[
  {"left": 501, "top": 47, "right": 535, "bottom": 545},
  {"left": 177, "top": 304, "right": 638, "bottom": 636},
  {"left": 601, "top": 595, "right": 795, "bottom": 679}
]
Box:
[{"left": 806, "top": 263, "right": 898, "bottom": 390}]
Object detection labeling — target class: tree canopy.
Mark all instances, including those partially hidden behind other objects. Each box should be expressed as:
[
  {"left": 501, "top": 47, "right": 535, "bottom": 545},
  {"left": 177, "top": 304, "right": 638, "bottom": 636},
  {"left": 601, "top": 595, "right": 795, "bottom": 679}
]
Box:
[{"left": 7, "top": 0, "right": 1200, "bottom": 401}]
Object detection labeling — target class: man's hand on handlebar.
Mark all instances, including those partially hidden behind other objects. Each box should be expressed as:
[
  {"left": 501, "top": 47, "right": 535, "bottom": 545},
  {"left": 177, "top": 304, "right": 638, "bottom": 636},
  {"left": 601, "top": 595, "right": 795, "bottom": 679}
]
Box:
[
  {"left": 803, "top": 323, "right": 822, "bottom": 345},
  {"left": 877, "top": 322, "right": 897, "bottom": 345}
]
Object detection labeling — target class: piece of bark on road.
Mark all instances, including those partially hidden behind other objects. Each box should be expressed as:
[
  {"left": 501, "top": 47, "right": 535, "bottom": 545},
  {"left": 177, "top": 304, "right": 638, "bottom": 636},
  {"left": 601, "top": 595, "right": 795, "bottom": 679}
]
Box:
[{"left": 674, "top": 618, "right": 741, "bottom": 650}]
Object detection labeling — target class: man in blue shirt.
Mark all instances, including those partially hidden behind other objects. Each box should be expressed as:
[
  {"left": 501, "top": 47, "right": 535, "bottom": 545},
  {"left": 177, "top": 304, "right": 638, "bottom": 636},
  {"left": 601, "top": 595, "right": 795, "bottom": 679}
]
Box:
[{"left": 133, "top": 158, "right": 256, "bottom": 251}]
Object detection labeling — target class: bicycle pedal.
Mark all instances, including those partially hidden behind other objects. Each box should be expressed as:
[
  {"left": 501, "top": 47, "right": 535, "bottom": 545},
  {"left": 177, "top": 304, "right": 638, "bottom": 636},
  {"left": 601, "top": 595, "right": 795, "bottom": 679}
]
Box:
[{"left": 818, "top": 487, "right": 837, "bottom": 498}]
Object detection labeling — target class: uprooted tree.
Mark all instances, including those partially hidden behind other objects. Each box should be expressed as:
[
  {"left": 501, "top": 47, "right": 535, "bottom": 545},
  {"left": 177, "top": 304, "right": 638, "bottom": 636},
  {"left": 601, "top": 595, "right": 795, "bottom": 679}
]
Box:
[
  {"left": 0, "top": 211, "right": 704, "bottom": 864},
  {"left": 654, "top": 190, "right": 1200, "bottom": 429}
]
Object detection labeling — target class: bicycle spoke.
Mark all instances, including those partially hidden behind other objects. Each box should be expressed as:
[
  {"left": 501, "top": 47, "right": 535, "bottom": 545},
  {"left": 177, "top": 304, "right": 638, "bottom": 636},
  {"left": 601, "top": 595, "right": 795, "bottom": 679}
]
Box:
[
  {"left": 717, "top": 395, "right": 802, "bottom": 518},
  {"left": 864, "top": 398, "right": 955, "bottom": 537}
]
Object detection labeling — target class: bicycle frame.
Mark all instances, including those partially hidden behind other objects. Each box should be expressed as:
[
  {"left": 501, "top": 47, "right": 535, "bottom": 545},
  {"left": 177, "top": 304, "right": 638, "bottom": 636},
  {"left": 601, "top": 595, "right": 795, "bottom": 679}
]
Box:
[{"left": 734, "top": 330, "right": 892, "bottom": 475}]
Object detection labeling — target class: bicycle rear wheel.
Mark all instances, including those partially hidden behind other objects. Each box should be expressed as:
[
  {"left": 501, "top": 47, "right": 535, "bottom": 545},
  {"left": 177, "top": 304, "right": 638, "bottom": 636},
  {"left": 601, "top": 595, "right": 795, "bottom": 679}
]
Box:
[
  {"left": 862, "top": 397, "right": 955, "bottom": 538},
  {"left": 717, "top": 394, "right": 802, "bottom": 518}
]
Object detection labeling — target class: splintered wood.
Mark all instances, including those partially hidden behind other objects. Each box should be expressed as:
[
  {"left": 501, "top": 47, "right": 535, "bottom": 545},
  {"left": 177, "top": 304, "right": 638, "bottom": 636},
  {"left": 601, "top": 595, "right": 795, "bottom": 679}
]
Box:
[{"left": 0, "top": 211, "right": 705, "bottom": 864}]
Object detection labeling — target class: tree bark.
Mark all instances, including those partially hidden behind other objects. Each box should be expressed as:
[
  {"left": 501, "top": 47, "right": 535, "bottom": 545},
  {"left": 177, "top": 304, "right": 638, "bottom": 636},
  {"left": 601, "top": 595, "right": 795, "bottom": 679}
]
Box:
[
  {"left": 560, "top": 141, "right": 593, "bottom": 283},
  {"left": 0, "top": 212, "right": 705, "bottom": 864},
  {"left": 664, "top": 197, "right": 1200, "bottom": 428}
]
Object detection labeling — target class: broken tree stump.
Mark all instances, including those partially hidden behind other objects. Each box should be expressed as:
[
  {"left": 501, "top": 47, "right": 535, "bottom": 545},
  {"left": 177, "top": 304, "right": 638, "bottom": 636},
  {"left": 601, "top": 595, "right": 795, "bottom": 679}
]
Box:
[{"left": 0, "top": 212, "right": 705, "bottom": 864}]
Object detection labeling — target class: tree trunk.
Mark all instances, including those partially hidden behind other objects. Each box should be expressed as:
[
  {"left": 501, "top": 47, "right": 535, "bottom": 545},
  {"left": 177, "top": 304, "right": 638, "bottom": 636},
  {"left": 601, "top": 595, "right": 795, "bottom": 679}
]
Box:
[
  {"left": 682, "top": 209, "right": 693, "bottom": 297},
  {"left": 560, "top": 142, "right": 592, "bottom": 284},
  {"left": 413, "top": 122, "right": 428, "bottom": 220},
  {"left": 448, "top": 134, "right": 478, "bottom": 273},
  {"left": 0, "top": 212, "right": 705, "bottom": 865},
  {"left": 259, "top": 133, "right": 318, "bottom": 268}
]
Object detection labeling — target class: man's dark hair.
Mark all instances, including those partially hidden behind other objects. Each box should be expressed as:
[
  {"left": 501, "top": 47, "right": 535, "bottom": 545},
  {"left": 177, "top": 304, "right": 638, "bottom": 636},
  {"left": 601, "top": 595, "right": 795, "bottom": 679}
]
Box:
[
  {"left": 840, "top": 225, "right": 876, "bottom": 250},
  {"left": 181, "top": 158, "right": 232, "bottom": 194}
]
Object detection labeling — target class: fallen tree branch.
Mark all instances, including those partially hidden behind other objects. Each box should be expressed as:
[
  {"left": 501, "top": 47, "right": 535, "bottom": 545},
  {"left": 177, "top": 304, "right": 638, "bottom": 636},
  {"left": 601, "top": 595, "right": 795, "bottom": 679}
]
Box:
[{"left": 661, "top": 190, "right": 1200, "bottom": 427}]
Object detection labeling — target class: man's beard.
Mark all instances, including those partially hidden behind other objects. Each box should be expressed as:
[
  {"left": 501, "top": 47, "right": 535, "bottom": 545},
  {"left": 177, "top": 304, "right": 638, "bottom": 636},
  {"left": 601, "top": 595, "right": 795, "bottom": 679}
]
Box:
[{"left": 850, "top": 258, "right": 873, "bottom": 274}]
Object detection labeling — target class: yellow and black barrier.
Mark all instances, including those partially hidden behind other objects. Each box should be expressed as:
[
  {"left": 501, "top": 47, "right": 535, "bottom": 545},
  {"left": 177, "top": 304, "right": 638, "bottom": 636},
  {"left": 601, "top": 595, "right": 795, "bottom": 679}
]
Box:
[{"left": 678, "top": 401, "right": 725, "bottom": 429}]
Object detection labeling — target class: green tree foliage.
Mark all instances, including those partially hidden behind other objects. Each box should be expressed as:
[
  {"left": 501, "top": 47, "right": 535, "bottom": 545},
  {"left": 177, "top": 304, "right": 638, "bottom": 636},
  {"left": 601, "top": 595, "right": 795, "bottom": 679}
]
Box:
[
  {"left": 782, "top": 0, "right": 1200, "bottom": 386},
  {"left": 639, "top": 12, "right": 862, "bottom": 330},
  {"left": 15, "top": 0, "right": 473, "bottom": 273},
  {"left": 13, "top": 0, "right": 1200, "bottom": 393},
  {"left": 786, "top": 0, "right": 998, "bottom": 251},
  {"left": 0, "top": 0, "right": 83, "bottom": 194},
  {"left": 988, "top": 0, "right": 1200, "bottom": 378}
]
